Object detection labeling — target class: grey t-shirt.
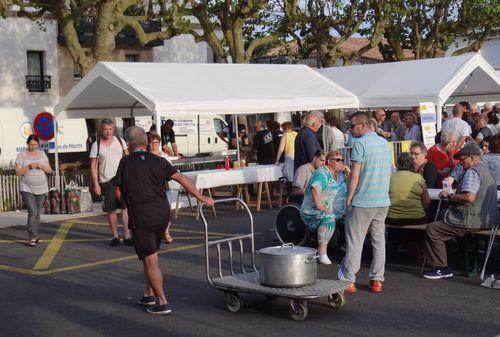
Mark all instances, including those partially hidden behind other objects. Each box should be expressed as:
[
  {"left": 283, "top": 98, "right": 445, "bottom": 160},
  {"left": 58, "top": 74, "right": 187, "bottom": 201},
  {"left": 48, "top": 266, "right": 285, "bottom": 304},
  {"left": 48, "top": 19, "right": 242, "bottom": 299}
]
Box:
[
  {"left": 293, "top": 163, "right": 315, "bottom": 191},
  {"left": 15, "top": 150, "right": 49, "bottom": 195}
]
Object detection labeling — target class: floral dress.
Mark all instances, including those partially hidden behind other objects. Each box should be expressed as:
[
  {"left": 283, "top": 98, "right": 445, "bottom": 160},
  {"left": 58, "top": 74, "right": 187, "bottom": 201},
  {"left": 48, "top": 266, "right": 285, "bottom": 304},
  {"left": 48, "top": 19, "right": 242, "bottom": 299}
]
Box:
[{"left": 300, "top": 166, "right": 347, "bottom": 243}]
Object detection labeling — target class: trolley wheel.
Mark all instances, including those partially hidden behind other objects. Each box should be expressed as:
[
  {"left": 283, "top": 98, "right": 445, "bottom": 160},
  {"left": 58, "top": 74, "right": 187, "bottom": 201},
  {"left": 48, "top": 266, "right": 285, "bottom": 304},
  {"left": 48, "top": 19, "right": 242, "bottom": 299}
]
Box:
[
  {"left": 289, "top": 299, "right": 308, "bottom": 321},
  {"left": 266, "top": 295, "right": 278, "bottom": 302},
  {"left": 328, "top": 293, "right": 345, "bottom": 309},
  {"left": 224, "top": 292, "right": 241, "bottom": 312}
]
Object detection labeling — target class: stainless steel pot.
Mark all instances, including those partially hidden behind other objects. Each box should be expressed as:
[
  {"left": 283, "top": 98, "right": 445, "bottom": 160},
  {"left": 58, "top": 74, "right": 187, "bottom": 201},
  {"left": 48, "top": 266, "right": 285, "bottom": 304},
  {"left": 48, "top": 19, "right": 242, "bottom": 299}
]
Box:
[{"left": 257, "top": 243, "right": 317, "bottom": 288}]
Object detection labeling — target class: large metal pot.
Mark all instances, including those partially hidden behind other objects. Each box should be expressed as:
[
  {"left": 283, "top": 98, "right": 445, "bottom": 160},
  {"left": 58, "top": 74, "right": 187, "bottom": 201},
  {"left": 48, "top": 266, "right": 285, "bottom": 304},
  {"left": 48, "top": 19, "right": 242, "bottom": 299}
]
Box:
[{"left": 257, "top": 243, "right": 317, "bottom": 288}]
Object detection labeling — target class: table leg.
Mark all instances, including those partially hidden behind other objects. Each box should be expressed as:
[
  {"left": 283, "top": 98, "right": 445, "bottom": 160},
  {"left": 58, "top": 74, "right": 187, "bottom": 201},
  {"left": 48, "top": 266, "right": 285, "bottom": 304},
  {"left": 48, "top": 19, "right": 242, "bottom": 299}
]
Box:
[
  {"left": 208, "top": 188, "right": 216, "bottom": 217},
  {"left": 256, "top": 182, "right": 263, "bottom": 212},
  {"left": 244, "top": 185, "right": 250, "bottom": 204},
  {"left": 236, "top": 185, "right": 241, "bottom": 210},
  {"left": 278, "top": 180, "right": 284, "bottom": 207},
  {"left": 175, "top": 190, "right": 180, "bottom": 220},
  {"left": 264, "top": 182, "right": 272, "bottom": 209},
  {"left": 187, "top": 192, "right": 194, "bottom": 211}
]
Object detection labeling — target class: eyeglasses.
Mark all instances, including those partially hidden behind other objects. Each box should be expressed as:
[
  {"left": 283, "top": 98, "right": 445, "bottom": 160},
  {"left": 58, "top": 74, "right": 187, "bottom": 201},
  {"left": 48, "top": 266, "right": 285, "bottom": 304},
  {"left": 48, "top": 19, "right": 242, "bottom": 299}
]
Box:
[
  {"left": 351, "top": 122, "right": 364, "bottom": 128},
  {"left": 459, "top": 155, "right": 470, "bottom": 162},
  {"left": 330, "top": 158, "right": 344, "bottom": 163},
  {"left": 410, "top": 151, "right": 423, "bottom": 157}
]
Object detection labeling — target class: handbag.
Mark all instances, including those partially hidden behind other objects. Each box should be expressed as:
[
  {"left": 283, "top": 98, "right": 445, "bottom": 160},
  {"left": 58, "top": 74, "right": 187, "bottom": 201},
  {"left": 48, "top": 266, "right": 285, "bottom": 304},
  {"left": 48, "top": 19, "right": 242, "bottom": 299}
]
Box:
[{"left": 79, "top": 187, "right": 93, "bottom": 213}]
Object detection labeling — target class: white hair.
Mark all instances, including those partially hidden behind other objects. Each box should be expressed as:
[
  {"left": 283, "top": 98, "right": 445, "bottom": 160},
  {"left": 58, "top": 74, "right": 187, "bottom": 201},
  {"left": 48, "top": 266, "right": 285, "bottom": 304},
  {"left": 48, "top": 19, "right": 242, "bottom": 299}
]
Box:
[{"left": 125, "top": 126, "right": 147, "bottom": 147}]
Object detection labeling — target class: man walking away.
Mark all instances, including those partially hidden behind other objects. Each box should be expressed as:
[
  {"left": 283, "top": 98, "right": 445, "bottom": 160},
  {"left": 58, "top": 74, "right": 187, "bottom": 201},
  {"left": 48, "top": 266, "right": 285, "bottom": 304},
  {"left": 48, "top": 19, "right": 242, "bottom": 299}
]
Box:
[
  {"left": 338, "top": 111, "right": 392, "bottom": 294},
  {"left": 115, "top": 126, "right": 214, "bottom": 314},
  {"left": 90, "top": 118, "right": 131, "bottom": 247},
  {"left": 441, "top": 104, "right": 471, "bottom": 148}
]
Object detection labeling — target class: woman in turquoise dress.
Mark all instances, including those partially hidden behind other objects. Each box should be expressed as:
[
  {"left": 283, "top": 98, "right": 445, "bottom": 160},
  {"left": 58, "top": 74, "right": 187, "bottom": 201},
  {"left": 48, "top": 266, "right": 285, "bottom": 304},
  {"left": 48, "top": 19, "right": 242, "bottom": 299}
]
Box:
[{"left": 300, "top": 150, "right": 349, "bottom": 265}]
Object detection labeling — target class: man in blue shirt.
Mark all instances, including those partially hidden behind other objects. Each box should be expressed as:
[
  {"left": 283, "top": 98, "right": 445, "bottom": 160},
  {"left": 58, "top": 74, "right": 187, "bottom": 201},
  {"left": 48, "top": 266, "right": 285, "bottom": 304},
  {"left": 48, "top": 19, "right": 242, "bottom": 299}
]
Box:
[
  {"left": 338, "top": 111, "right": 392, "bottom": 294},
  {"left": 294, "top": 112, "right": 322, "bottom": 172}
]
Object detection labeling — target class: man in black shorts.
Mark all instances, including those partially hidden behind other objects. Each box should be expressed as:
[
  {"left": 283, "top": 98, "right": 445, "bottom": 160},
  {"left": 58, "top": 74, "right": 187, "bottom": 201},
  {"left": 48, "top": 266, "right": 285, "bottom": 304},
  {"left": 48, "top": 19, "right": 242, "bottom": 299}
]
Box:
[{"left": 115, "top": 126, "right": 214, "bottom": 315}]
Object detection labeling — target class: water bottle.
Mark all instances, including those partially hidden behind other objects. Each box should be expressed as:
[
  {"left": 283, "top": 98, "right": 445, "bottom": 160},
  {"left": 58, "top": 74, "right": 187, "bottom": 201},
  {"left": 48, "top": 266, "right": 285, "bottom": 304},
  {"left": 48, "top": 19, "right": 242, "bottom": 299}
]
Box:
[{"left": 443, "top": 179, "right": 452, "bottom": 194}]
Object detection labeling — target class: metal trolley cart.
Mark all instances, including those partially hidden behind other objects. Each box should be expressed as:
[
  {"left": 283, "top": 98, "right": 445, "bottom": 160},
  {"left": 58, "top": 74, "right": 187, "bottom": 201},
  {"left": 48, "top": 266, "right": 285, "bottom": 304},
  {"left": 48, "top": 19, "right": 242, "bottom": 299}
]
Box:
[{"left": 200, "top": 198, "right": 351, "bottom": 321}]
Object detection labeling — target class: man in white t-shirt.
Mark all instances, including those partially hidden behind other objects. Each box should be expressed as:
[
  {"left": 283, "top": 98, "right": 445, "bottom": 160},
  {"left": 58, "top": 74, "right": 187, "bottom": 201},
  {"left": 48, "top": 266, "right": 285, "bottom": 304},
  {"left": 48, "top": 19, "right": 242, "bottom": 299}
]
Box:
[
  {"left": 90, "top": 119, "right": 131, "bottom": 247},
  {"left": 440, "top": 104, "right": 471, "bottom": 148}
]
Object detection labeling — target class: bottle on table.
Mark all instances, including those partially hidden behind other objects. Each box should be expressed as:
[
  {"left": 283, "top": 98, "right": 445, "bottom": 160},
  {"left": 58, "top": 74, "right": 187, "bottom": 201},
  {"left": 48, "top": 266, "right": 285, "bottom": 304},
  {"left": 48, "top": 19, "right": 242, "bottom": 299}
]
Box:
[{"left": 224, "top": 156, "right": 230, "bottom": 170}]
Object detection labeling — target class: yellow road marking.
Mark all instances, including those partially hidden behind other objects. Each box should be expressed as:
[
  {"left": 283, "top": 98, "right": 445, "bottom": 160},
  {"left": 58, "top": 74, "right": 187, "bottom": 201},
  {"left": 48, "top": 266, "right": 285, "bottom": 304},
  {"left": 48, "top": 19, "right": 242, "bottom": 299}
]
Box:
[
  {"left": 33, "top": 222, "right": 73, "bottom": 270},
  {"left": 0, "top": 242, "right": 206, "bottom": 276}
]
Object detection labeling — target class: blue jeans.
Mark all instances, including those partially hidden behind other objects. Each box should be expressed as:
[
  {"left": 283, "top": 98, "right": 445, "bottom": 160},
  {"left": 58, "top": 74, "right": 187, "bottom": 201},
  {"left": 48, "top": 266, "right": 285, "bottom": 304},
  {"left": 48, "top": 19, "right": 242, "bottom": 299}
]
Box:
[{"left": 21, "top": 191, "right": 46, "bottom": 240}]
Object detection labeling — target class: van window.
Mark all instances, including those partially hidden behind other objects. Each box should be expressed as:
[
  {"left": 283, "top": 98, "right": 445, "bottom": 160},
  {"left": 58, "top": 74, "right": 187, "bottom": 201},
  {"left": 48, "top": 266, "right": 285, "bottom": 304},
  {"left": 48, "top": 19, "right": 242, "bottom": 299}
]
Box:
[{"left": 213, "top": 118, "right": 225, "bottom": 134}]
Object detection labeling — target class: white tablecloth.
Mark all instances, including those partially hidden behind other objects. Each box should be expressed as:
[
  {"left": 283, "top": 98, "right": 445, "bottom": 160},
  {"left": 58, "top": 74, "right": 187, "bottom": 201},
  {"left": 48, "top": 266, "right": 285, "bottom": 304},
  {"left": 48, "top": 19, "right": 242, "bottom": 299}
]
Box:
[
  {"left": 428, "top": 188, "right": 500, "bottom": 201},
  {"left": 170, "top": 164, "right": 284, "bottom": 191}
]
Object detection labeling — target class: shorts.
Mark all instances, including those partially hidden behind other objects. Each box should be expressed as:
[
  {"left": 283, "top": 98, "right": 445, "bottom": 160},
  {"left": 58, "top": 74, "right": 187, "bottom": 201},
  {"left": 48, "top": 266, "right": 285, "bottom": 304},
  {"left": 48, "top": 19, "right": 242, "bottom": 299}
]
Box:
[
  {"left": 100, "top": 181, "right": 126, "bottom": 212},
  {"left": 132, "top": 224, "right": 167, "bottom": 260}
]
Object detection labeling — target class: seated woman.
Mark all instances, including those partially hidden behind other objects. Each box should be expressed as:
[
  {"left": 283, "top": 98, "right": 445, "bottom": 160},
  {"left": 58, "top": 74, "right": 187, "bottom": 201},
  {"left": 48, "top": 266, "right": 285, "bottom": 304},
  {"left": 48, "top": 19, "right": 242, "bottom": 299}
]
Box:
[
  {"left": 426, "top": 130, "right": 459, "bottom": 187},
  {"left": 387, "top": 152, "right": 430, "bottom": 226},
  {"left": 386, "top": 152, "right": 430, "bottom": 257},
  {"left": 300, "top": 150, "right": 349, "bottom": 265}
]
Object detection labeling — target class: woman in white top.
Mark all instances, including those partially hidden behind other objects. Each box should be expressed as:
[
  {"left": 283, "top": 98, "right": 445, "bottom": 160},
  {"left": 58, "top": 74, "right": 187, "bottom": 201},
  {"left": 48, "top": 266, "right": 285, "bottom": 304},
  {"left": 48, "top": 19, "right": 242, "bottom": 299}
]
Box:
[
  {"left": 148, "top": 132, "right": 175, "bottom": 243},
  {"left": 324, "top": 111, "right": 345, "bottom": 149},
  {"left": 15, "top": 135, "right": 52, "bottom": 246}
]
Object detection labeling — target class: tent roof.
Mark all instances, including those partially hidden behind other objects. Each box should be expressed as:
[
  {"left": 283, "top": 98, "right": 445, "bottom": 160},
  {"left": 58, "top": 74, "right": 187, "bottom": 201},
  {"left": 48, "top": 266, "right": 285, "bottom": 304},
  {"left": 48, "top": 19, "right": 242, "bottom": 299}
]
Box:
[
  {"left": 317, "top": 53, "right": 500, "bottom": 108},
  {"left": 55, "top": 62, "right": 359, "bottom": 119}
]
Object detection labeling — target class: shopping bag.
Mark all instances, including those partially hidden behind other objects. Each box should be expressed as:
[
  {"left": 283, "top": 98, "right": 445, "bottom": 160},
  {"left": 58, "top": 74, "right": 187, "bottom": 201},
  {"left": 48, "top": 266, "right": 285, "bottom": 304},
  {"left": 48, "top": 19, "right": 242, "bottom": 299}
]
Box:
[
  {"left": 63, "top": 181, "right": 81, "bottom": 214},
  {"left": 79, "top": 188, "right": 93, "bottom": 213},
  {"left": 49, "top": 188, "right": 62, "bottom": 215}
]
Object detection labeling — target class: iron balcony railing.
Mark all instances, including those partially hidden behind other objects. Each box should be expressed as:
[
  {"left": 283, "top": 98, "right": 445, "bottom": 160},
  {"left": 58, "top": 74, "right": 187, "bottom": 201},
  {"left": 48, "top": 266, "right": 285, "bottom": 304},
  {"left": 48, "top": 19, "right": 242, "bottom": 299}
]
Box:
[{"left": 25, "top": 75, "right": 51, "bottom": 92}]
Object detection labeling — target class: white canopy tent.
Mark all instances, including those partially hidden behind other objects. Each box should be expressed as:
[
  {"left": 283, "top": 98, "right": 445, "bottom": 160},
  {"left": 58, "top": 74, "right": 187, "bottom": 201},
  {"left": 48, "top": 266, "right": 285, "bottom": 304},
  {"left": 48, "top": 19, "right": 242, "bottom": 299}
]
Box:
[
  {"left": 317, "top": 53, "right": 500, "bottom": 129},
  {"left": 53, "top": 62, "right": 359, "bottom": 188}
]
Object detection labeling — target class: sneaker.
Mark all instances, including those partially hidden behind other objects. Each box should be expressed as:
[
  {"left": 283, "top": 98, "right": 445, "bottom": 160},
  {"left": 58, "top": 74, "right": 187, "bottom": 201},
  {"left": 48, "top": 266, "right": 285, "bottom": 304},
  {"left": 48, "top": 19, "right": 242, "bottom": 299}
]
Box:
[
  {"left": 137, "top": 295, "right": 157, "bottom": 306},
  {"left": 369, "top": 280, "right": 383, "bottom": 293},
  {"left": 344, "top": 283, "right": 357, "bottom": 294},
  {"left": 146, "top": 302, "right": 172, "bottom": 315},
  {"left": 423, "top": 267, "right": 453, "bottom": 280},
  {"left": 123, "top": 238, "right": 134, "bottom": 246},
  {"left": 318, "top": 255, "right": 332, "bottom": 265},
  {"left": 110, "top": 237, "right": 120, "bottom": 247}
]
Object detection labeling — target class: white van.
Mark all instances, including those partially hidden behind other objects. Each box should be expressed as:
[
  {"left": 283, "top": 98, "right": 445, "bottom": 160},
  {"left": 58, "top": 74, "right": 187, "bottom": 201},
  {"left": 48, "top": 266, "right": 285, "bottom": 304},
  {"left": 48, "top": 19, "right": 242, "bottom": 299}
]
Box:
[
  {"left": 0, "top": 116, "right": 88, "bottom": 166},
  {"left": 135, "top": 115, "right": 230, "bottom": 156}
]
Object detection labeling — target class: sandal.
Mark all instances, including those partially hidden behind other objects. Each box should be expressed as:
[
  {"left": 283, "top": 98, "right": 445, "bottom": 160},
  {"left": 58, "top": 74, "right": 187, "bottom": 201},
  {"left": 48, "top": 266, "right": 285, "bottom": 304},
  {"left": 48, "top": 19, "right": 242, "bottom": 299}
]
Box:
[
  {"left": 29, "top": 239, "right": 36, "bottom": 247},
  {"left": 35, "top": 238, "right": 43, "bottom": 244},
  {"left": 164, "top": 232, "right": 174, "bottom": 244}
]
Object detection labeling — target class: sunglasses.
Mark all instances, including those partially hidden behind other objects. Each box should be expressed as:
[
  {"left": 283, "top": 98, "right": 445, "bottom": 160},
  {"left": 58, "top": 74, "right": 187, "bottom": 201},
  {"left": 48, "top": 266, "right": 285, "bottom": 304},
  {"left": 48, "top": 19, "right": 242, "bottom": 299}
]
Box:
[{"left": 330, "top": 158, "right": 344, "bottom": 163}]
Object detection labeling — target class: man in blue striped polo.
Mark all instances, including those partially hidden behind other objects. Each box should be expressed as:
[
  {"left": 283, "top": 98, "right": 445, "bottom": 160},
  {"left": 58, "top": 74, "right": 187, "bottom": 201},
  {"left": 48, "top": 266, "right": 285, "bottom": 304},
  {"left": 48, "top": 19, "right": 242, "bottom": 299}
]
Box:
[{"left": 338, "top": 111, "right": 392, "bottom": 294}]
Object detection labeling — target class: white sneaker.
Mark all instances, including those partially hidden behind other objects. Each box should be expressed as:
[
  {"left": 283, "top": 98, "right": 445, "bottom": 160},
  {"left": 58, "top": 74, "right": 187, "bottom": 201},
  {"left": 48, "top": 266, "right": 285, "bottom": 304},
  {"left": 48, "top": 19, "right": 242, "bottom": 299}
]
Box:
[{"left": 318, "top": 255, "right": 332, "bottom": 265}]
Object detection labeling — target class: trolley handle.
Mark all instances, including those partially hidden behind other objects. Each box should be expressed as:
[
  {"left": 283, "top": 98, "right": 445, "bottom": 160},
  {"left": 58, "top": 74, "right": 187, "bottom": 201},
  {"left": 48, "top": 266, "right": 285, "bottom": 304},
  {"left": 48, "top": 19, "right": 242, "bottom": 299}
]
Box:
[{"left": 200, "top": 197, "right": 253, "bottom": 224}]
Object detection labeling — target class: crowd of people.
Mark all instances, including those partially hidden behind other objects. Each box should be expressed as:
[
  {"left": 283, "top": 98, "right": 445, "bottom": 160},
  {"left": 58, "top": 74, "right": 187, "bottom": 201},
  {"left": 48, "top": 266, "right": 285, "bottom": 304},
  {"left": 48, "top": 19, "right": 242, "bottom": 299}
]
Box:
[{"left": 12, "top": 101, "right": 499, "bottom": 313}]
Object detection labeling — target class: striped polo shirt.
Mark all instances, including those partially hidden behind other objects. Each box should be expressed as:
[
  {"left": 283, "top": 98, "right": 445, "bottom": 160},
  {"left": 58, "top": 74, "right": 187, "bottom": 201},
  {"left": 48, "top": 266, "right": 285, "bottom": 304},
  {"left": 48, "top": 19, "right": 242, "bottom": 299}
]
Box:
[{"left": 351, "top": 131, "right": 392, "bottom": 208}]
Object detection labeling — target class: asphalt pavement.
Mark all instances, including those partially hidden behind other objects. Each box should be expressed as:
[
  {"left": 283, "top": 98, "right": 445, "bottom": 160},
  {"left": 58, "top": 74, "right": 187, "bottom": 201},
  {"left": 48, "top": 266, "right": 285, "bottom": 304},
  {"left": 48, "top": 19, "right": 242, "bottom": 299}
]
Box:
[{"left": 0, "top": 205, "right": 499, "bottom": 337}]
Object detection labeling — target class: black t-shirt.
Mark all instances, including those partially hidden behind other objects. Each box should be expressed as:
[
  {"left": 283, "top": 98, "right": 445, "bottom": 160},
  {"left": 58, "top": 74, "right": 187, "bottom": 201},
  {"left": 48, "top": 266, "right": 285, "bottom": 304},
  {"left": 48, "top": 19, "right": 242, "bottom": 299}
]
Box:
[
  {"left": 161, "top": 128, "right": 176, "bottom": 145},
  {"left": 252, "top": 129, "right": 275, "bottom": 164},
  {"left": 114, "top": 151, "right": 178, "bottom": 229}
]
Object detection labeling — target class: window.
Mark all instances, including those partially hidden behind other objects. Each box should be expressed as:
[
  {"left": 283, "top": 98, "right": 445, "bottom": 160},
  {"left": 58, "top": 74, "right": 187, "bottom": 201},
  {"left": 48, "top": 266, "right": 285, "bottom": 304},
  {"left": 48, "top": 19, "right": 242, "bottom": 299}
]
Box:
[
  {"left": 125, "top": 54, "right": 137, "bottom": 62},
  {"left": 26, "top": 51, "right": 50, "bottom": 92}
]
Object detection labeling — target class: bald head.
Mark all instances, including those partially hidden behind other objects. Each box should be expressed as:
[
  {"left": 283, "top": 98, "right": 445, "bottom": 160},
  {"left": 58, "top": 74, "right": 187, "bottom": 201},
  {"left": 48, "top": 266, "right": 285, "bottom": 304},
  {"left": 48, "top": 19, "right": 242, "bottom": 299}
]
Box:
[
  {"left": 125, "top": 126, "right": 148, "bottom": 149},
  {"left": 452, "top": 103, "right": 465, "bottom": 117}
]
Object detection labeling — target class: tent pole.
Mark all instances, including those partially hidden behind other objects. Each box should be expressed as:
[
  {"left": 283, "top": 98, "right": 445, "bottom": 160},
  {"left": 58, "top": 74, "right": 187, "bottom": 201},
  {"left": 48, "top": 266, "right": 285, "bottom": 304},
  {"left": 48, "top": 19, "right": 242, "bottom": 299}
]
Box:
[
  {"left": 53, "top": 115, "right": 60, "bottom": 191},
  {"left": 197, "top": 115, "right": 200, "bottom": 154},
  {"left": 233, "top": 114, "right": 240, "bottom": 164},
  {"left": 155, "top": 113, "right": 161, "bottom": 148},
  {"left": 436, "top": 101, "right": 442, "bottom": 132}
]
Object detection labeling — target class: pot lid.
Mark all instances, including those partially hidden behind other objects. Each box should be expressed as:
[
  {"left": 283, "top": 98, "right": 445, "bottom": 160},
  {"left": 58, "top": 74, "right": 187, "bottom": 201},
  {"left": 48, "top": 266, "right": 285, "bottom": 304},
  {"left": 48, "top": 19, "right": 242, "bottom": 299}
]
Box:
[{"left": 258, "top": 244, "right": 317, "bottom": 256}]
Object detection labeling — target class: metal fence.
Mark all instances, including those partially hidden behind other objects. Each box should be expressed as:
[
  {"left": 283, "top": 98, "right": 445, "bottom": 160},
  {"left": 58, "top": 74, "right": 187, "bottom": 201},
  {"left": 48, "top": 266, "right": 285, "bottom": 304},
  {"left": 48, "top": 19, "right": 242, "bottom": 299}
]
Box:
[{"left": 0, "top": 168, "right": 91, "bottom": 212}]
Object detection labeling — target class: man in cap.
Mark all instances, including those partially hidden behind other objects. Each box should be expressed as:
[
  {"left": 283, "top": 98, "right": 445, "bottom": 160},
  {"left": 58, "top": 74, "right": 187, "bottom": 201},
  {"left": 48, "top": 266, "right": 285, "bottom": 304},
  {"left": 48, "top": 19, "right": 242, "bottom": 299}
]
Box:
[{"left": 423, "top": 142, "right": 497, "bottom": 279}]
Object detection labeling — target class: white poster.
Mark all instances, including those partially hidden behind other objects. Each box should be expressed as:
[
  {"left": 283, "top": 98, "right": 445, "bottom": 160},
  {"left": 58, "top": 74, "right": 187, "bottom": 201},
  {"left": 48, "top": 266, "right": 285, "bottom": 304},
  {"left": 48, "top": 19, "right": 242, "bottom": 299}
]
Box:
[{"left": 419, "top": 102, "right": 437, "bottom": 149}]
